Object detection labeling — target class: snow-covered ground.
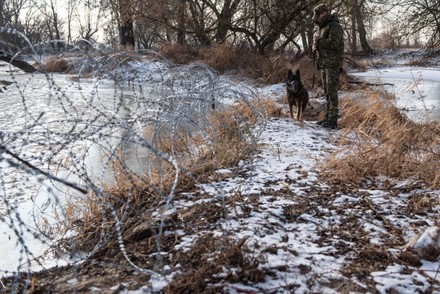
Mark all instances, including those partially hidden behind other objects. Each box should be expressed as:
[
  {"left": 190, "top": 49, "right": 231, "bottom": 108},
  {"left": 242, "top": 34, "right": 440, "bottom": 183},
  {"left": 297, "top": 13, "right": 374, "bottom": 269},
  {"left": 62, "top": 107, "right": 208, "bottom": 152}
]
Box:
[
  {"left": 1, "top": 53, "right": 439, "bottom": 293},
  {"left": 130, "top": 81, "right": 439, "bottom": 293},
  {"left": 171, "top": 116, "right": 440, "bottom": 294}
]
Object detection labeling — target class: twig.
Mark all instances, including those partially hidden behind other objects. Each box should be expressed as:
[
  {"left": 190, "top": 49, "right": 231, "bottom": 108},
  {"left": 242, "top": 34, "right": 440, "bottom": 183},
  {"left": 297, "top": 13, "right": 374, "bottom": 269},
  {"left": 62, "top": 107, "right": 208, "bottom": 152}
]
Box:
[
  {"left": 0, "top": 145, "right": 88, "bottom": 194},
  {"left": 435, "top": 262, "right": 440, "bottom": 280}
]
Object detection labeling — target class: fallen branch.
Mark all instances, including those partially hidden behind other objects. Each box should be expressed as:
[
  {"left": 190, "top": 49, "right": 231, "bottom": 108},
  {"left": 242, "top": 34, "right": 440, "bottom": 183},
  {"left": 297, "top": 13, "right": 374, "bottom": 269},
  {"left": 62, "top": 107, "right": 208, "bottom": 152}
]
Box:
[
  {"left": 0, "top": 51, "right": 37, "bottom": 73},
  {"left": 0, "top": 145, "right": 88, "bottom": 194},
  {"left": 348, "top": 80, "right": 394, "bottom": 87}
]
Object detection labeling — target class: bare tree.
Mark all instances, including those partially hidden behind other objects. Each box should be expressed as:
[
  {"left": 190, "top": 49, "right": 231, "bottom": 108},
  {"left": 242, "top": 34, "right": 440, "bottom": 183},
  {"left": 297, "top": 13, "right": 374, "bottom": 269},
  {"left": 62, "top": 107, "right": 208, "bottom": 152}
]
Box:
[
  {"left": 397, "top": 0, "right": 440, "bottom": 47},
  {"left": 99, "top": 0, "right": 314, "bottom": 55},
  {"left": 204, "top": 0, "right": 242, "bottom": 44},
  {"left": 21, "top": 8, "right": 48, "bottom": 47},
  {"left": 176, "top": 0, "right": 186, "bottom": 44},
  {"left": 3, "top": 0, "right": 28, "bottom": 27},
  {"left": 224, "top": 0, "right": 310, "bottom": 54},
  {"left": 368, "top": 0, "right": 440, "bottom": 48},
  {"left": 65, "top": 0, "right": 77, "bottom": 43},
  {"left": 77, "top": 0, "right": 102, "bottom": 41},
  {"left": 0, "top": 0, "right": 31, "bottom": 50},
  {"left": 185, "top": 0, "right": 215, "bottom": 46},
  {"left": 333, "top": 0, "right": 373, "bottom": 54},
  {"left": 32, "top": 0, "right": 65, "bottom": 51},
  {"left": 108, "top": 0, "right": 135, "bottom": 49},
  {"left": 352, "top": 0, "right": 373, "bottom": 53}
]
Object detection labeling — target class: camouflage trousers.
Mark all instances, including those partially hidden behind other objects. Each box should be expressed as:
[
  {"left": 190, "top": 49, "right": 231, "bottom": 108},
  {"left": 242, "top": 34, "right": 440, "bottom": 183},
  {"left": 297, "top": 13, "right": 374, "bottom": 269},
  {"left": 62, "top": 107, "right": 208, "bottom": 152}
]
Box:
[{"left": 321, "top": 68, "right": 340, "bottom": 122}]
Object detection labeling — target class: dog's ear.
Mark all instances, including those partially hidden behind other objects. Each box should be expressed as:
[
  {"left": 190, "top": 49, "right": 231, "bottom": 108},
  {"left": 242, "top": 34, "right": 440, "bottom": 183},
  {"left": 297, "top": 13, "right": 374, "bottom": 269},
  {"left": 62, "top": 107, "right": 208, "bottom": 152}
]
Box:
[
  {"left": 288, "top": 69, "right": 293, "bottom": 79},
  {"left": 295, "top": 69, "right": 300, "bottom": 79}
]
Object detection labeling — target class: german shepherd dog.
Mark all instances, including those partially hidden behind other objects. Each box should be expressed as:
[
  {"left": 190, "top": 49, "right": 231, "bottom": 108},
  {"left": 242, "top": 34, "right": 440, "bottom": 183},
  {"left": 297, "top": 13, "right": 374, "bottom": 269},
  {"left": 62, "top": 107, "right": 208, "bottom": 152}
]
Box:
[{"left": 286, "top": 69, "right": 309, "bottom": 125}]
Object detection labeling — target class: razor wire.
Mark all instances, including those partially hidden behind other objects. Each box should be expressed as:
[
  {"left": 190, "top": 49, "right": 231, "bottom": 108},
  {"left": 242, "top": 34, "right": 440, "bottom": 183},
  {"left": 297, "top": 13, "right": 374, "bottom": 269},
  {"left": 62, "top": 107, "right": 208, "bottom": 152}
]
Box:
[{"left": 0, "top": 29, "right": 268, "bottom": 290}]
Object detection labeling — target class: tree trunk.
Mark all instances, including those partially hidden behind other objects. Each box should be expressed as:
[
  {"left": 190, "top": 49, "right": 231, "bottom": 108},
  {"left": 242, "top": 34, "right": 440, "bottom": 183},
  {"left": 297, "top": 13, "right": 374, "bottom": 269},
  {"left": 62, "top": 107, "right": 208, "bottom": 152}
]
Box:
[
  {"left": 0, "top": 0, "right": 5, "bottom": 26},
  {"left": 177, "top": 0, "right": 186, "bottom": 45},
  {"left": 351, "top": 4, "right": 357, "bottom": 53},
  {"left": 48, "top": 0, "right": 64, "bottom": 52},
  {"left": 119, "top": 20, "right": 135, "bottom": 49},
  {"left": 353, "top": 0, "right": 373, "bottom": 54},
  {"left": 186, "top": 1, "right": 211, "bottom": 46},
  {"left": 116, "top": 0, "right": 135, "bottom": 49},
  {"left": 214, "top": 0, "right": 240, "bottom": 43}
]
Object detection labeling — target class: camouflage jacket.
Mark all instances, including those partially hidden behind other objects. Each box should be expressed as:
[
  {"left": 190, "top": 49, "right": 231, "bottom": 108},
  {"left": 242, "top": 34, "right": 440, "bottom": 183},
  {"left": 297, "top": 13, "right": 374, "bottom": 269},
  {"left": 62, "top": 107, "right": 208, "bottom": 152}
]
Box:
[{"left": 316, "top": 14, "right": 344, "bottom": 70}]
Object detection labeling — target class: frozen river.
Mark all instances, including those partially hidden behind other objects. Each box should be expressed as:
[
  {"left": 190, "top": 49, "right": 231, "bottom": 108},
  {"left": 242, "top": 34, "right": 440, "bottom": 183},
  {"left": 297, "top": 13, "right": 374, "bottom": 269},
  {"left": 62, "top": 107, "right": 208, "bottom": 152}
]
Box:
[{"left": 350, "top": 67, "right": 440, "bottom": 121}]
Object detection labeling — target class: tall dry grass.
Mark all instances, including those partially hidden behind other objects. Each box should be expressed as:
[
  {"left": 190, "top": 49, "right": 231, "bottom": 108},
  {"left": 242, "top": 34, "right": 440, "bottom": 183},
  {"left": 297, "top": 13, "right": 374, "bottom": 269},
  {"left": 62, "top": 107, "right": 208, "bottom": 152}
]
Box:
[
  {"left": 160, "top": 43, "right": 201, "bottom": 64},
  {"left": 322, "top": 91, "right": 440, "bottom": 188},
  {"left": 160, "top": 43, "right": 294, "bottom": 84},
  {"left": 43, "top": 55, "right": 72, "bottom": 72},
  {"left": 201, "top": 44, "right": 293, "bottom": 84},
  {"left": 151, "top": 98, "right": 281, "bottom": 191},
  {"left": 160, "top": 43, "right": 362, "bottom": 88}
]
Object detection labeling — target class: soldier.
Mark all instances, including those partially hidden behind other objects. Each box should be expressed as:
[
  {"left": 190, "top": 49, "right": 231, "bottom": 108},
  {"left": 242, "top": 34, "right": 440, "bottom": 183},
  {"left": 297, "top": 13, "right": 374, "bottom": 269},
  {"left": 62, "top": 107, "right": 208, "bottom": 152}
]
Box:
[{"left": 312, "top": 4, "right": 344, "bottom": 129}]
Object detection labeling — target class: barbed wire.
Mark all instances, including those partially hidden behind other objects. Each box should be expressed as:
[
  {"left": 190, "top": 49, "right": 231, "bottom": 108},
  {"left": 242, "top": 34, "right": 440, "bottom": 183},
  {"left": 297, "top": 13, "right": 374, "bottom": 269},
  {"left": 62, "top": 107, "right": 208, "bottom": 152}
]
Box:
[{"left": 0, "top": 29, "right": 267, "bottom": 292}]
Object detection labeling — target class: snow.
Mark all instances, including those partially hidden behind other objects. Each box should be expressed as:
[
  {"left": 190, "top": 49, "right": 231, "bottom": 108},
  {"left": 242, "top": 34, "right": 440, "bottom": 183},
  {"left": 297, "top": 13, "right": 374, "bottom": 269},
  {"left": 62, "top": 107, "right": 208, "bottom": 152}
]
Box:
[
  {"left": 135, "top": 79, "right": 438, "bottom": 292},
  {"left": 1, "top": 55, "right": 440, "bottom": 292},
  {"left": 351, "top": 67, "right": 440, "bottom": 82},
  {"left": 413, "top": 227, "right": 439, "bottom": 249},
  {"left": 350, "top": 64, "right": 440, "bottom": 121}
]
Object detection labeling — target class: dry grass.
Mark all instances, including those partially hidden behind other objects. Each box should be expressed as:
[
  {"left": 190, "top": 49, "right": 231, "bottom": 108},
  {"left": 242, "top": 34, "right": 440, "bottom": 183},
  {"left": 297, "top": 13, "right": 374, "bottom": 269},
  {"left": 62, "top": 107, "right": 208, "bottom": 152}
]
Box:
[
  {"left": 200, "top": 44, "right": 241, "bottom": 72},
  {"left": 156, "top": 98, "right": 269, "bottom": 191},
  {"left": 322, "top": 91, "right": 440, "bottom": 188},
  {"left": 160, "top": 43, "right": 295, "bottom": 84},
  {"left": 43, "top": 55, "right": 72, "bottom": 72},
  {"left": 345, "top": 56, "right": 369, "bottom": 72},
  {"left": 160, "top": 43, "right": 201, "bottom": 64},
  {"left": 257, "top": 53, "right": 293, "bottom": 84},
  {"left": 201, "top": 44, "right": 293, "bottom": 84},
  {"left": 43, "top": 51, "right": 145, "bottom": 76},
  {"left": 261, "top": 96, "right": 284, "bottom": 117},
  {"left": 406, "top": 58, "right": 432, "bottom": 67},
  {"left": 64, "top": 97, "right": 273, "bottom": 251},
  {"left": 165, "top": 234, "right": 264, "bottom": 293},
  {"left": 159, "top": 43, "right": 362, "bottom": 87}
]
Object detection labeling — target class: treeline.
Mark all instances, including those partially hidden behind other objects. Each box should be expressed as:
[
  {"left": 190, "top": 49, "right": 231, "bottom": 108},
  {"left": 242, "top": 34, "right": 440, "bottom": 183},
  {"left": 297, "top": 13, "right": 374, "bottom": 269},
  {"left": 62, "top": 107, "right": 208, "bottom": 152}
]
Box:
[{"left": 0, "top": 0, "right": 438, "bottom": 56}]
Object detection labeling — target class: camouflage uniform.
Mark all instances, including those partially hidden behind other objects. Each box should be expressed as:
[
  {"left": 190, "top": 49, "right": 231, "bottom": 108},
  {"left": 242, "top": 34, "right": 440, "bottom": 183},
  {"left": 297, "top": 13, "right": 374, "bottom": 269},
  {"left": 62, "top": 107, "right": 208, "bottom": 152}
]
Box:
[{"left": 313, "top": 5, "right": 344, "bottom": 124}]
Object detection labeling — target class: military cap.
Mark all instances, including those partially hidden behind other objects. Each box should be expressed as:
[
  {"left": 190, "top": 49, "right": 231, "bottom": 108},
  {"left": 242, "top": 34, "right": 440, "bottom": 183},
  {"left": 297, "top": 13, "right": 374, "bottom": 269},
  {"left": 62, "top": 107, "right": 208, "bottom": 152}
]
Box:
[{"left": 313, "top": 4, "right": 329, "bottom": 18}]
